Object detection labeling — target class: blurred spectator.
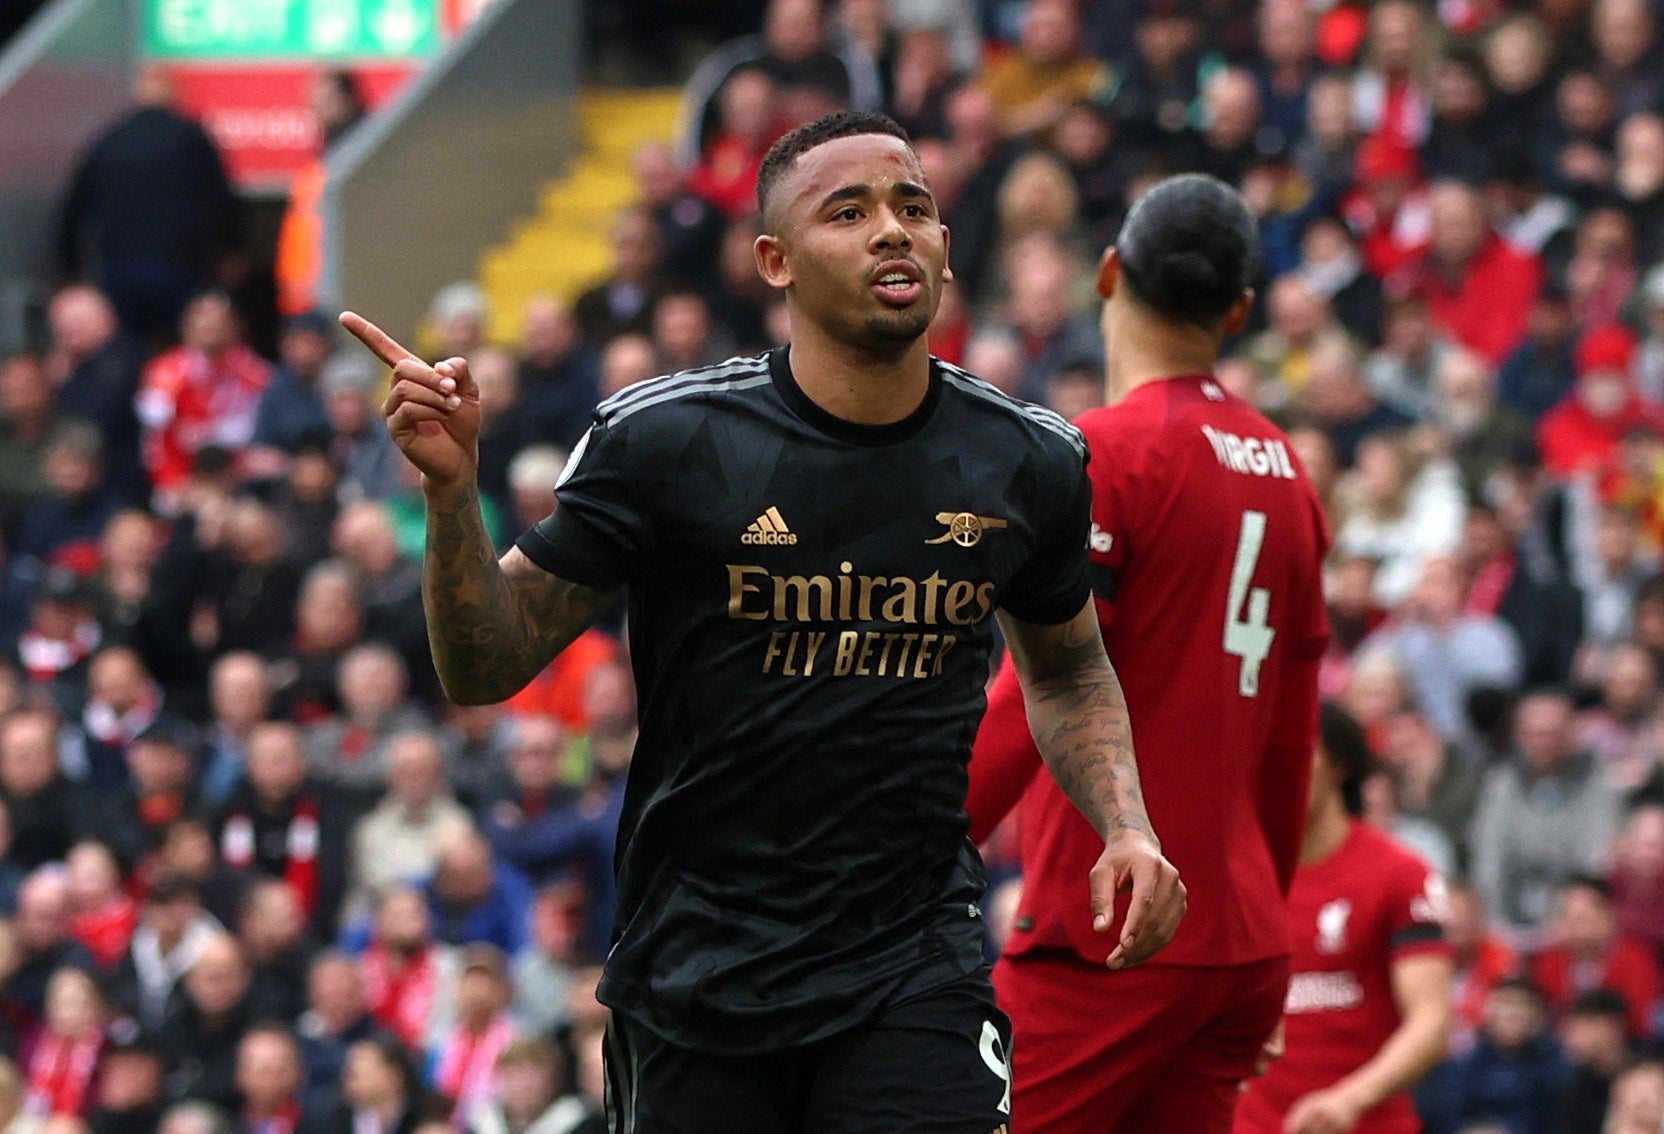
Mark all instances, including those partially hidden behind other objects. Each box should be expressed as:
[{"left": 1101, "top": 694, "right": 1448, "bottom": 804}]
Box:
[
  {"left": 1538, "top": 327, "right": 1664, "bottom": 480},
  {"left": 1344, "top": 136, "right": 1431, "bottom": 282},
  {"left": 8, "top": 870, "right": 95, "bottom": 1024},
  {"left": 274, "top": 70, "right": 366, "bottom": 321},
  {"left": 439, "top": 705, "right": 515, "bottom": 823},
  {"left": 76, "top": 647, "right": 163, "bottom": 794},
  {"left": 318, "top": 352, "right": 400, "bottom": 505},
  {"left": 1635, "top": 265, "right": 1664, "bottom": 404},
  {"left": 425, "top": 286, "right": 486, "bottom": 366},
  {"left": 44, "top": 286, "right": 146, "bottom": 503},
  {"left": 199, "top": 654, "right": 273, "bottom": 812},
  {"left": 428, "top": 946, "right": 514, "bottom": 1121},
  {"left": 1436, "top": 351, "right": 1533, "bottom": 498},
  {"left": 1551, "top": 989, "right": 1633, "bottom": 1134},
  {"left": 1498, "top": 283, "right": 1579, "bottom": 424},
  {"left": 512, "top": 298, "right": 597, "bottom": 452},
  {"left": 1593, "top": 0, "right": 1663, "bottom": 119},
  {"left": 323, "top": 1036, "right": 437, "bottom": 1134},
  {"left": 1460, "top": 504, "right": 1583, "bottom": 690},
  {"left": 272, "top": 563, "right": 364, "bottom": 723},
  {"left": 1334, "top": 434, "right": 1464, "bottom": 607},
  {"left": 679, "top": 0, "right": 880, "bottom": 163},
  {"left": 1485, "top": 147, "right": 1573, "bottom": 260},
  {"left": 1531, "top": 875, "right": 1659, "bottom": 1041},
  {"left": 88, "top": 1034, "right": 167, "bottom": 1134},
  {"left": 63, "top": 842, "right": 135, "bottom": 971},
  {"left": 687, "top": 69, "right": 779, "bottom": 218},
  {"left": 360, "top": 887, "right": 457, "bottom": 1052},
  {"left": 462, "top": 1035, "right": 597, "bottom": 1134},
  {"left": 594, "top": 336, "right": 658, "bottom": 403},
  {"left": 155, "top": 934, "right": 253, "bottom": 1110},
  {"left": 1422, "top": 977, "right": 1570, "bottom": 1134},
  {"left": 572, "top": 210, "right": 662, "bottom": 349},
  {"left": 296, "top": 953, "right": 381, "bottom": 1118},
  {"left": 266, "top": 442, "right": 341, "bottom": 572},
  {"left": 471, "top": 349, "right": 547, "bottom": 529},
  {"left": 203, "top": 501, "right": 302, "bottom": 661},
  {"left": 1415, "top": 181, "right": 1544, "bottom": 365},
  {"left": 1112, "top": 2, "right": 1203, "bottom": 150},
  {"left": 1563, "top": 207, "right": 1637, "bottom": 332},
  {"left": 1614, "top": 113, "right": 1664, "bottom": 269},
  {"left": 105, "top": 873, "right": 221, "bottom": 1033},
  {"left": 1576, "top": 645, "right": 1657, "bottom": 788},
  {"left": 994, "top": 234, "right": 1099, "bottom": 402},
  {"left": 1610, "top": 804, "right": 1664, "bottom": 960},
  {"left": 1446, "top": 880, "right": 1520, "bottom": 1054},
  {"left": 344, "top": 733, "right": 470, "bottom": 926},
  {"left": 152, "top": 821, "right": 243, "bottom": 930},
  {"left": 0, "top": 712, "right": 83, "bottom": 871},
  {"left": 423, "top": 831, "right": 530, "bottom": 957},
  {"left": 1253, "top": 0, "right": 1320, "bottom": 157},
  {"left": 650, "top": 289, "right": 736, "bottom": 376},
  {"left": 23, "top": 968, "right": 106, "bottom": 1118},
  {"left": 1296, "top": 74, "right": 1359, "bottom": 191},
  {"left": 1546, "top": 71, "right": 1618, "bottom": 205},
  {"left": 979, "top": 0, "right": 1108, "bottom": 138},
  {"left": 329, "top": 504, "right": 428, "bottom": 698},
  {"left": 502, "top": 448, "right": 564, "bottom": 544},
  {"left": 12, "top": 425, "right": 121, "bottom": 587},
  {"left": 509, "top": 887, "right": 580, "bottom": 1039},
  {"left": 305, "top": 645, "right": 430, "bottom": 794},
  {"left": 1298, "top": 216, "right": 1384, "bottom": 348},
  {"left": 1364, "top": 292, "right": 1455, "bottom": 423},
  {"left": 887, "top": 26, "right": 958, "bottom": 143},
  {"left": 1469, "top": 690, "right": 1623, "bottom": 943},
  {"left": 1352, "top": 0, "right": 1434, "bottom": 149},
  {"left": 15, "top": 570, "right": 111, "bottom": 719},
  {"left": 935, "top": 84, "right": 1019, "bottom": 304},
  {"left": 57, "top": 69, "right": 241, "bottom": 344},
  {"left": 630, "top": 144, "right": 724, "bottom": 292},
  {"left": 1602, "top": 1060, "right": 1664, "bottom": 1134},
  {"left": 232, "top": 1026, "right": 310, "bottom": 1134},
  {"left": 1377, "top": 709, "right": 1482, "bottom": 868},
  {"left": 216, "top": 722, "right": 348, "bottom": 937},
  {"left": 236, "top": 881, "right": 310, "bottom": 1025},
  {"left": 250, "top": 314, "right": 334, "bottom": 459},
  {"left": 136, "top": 294, "right": 271, "bottom": 515},
  {"left": 1421, "top": 49, "right": 1496, "bottom": 184},
  {"left": 160, "top": 1102, "right": 232, "bottom": 1134},
  {"left": 0, "top": 354, "right": 87, "bottom": 529}
]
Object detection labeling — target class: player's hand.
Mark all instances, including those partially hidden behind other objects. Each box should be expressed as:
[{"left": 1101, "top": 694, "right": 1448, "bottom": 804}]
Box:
[
  {"left": 340, "top": 310, "right": 480, "bottom": 488},
  {"left": 1090, "top": 828, "right": 1185, "bottom": 969},
  {"left": 1283, "top": 1086, "right": 1363, "bottom": 1134},
  {"left": 1250, "top": 1019, "right": 1285, "bottom": 1080}
]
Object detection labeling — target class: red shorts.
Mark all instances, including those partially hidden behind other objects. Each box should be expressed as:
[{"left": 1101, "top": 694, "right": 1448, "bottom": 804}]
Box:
[{"left": 994, "top": 951, "right": 1289, "bottom": 1134}]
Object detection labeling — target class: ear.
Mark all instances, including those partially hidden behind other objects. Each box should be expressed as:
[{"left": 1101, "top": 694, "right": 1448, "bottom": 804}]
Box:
[
  {"left": 940, "top": 224, "right": 954, "bottom": 283},
  {"left": 1223, "top": 289, "right": 1255, "bottom": 335},
  {"left": 754, "top": 233, "right": 792, "bottom": 292},
  {"left": 1096, "top": 247, "right": 1120, "bottom": 300}
]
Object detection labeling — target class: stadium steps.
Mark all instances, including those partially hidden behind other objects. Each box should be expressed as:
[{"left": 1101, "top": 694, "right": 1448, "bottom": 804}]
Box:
[{"left": 477, "top": 87, "right": 683, "bottom": 345}]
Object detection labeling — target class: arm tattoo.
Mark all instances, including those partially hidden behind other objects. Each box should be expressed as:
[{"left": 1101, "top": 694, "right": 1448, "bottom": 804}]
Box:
[
  {"left": 1004, "top": 609, "right": 1155, "bottom": 842},
  {"left": 423, "top": 483, "right": 615, "bottom": 704}
]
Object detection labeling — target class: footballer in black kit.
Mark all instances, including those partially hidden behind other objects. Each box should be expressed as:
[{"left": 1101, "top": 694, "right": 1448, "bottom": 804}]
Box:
[
  {"left": 516, "top": 344, "right": 1087, "bottom": 1123},
  {"left": 345, "top": 109, "right": 1185, "bottom": 1134}
]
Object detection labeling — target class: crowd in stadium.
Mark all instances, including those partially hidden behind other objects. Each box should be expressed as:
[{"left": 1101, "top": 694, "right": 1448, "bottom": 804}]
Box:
[{"left": 8, "top": 0, "right": 1664, "bottom": 1128}]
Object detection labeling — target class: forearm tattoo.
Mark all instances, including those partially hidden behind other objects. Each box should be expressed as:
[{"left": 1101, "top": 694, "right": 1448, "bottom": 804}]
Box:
[
  {"left": 1021, "top": 616, "right": 1154, "bottom": 842},
  {"left": 423, "top": 485, "right": 613, "bottom": 704}
]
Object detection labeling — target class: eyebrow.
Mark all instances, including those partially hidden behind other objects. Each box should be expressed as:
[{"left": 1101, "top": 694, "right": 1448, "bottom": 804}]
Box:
[{"left": 815, "top": 181, "right": 936, "bottom": 212}]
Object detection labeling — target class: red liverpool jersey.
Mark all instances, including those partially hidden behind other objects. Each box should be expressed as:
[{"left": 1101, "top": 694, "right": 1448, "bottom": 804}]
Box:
[
  {"left": 1236, "top": 822, "right": 1451, "bottom": 1134},
  {"left": 968, "top": 375, "right": 1330, "bottom": 968}
]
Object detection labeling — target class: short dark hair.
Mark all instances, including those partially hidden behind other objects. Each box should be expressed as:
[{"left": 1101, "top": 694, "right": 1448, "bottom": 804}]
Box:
[
  {"left": 756, "top": 110, "right": 912, "bottom": 222},
  {"left": 1115, "top": 173, "right": 1258, "bottom": 326},
  {"left": 1319, "top": 701, "right": 1373, "bottom": 817}
]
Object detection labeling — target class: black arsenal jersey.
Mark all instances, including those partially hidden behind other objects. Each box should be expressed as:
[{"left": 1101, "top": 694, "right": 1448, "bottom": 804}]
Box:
[{"left": 515, "top": 347, "right": 1091, "bottom": 1053}]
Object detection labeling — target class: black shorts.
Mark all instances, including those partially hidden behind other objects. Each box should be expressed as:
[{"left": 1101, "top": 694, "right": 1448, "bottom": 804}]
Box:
[{"left": 603, "top": 969, "right": 1013, "bottom": 1133}]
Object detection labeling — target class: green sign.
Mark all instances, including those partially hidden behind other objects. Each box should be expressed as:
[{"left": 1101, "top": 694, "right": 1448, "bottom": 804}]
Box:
[{"left": 144, "top": 0, "right": 443, "bottom": 59}]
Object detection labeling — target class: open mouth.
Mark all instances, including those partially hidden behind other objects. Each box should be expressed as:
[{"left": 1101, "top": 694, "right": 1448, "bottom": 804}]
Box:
[{"left": 871, "top": 262, "right": 923, "bottom": 306}]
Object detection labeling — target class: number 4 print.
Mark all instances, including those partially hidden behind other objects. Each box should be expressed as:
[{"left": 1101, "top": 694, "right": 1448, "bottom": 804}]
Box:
[{"left": 1225, "top": 510, "right": 1276, "bottom": 697}]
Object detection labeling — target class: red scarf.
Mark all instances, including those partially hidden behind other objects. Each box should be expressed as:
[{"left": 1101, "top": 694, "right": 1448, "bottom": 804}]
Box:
[
  {"left": 435, "top": 1015, "right": 515, "bottom": 1120},
  {"left": 18, "top": 620, "right": 101, "bottom": 685},
  {"left": 244, "top": 1097, "right": 302, "bottom": 1134},
  {"left": 220, "top": 795, "right": 321, "bottom": 915},
  {"left": 24, "top": 1030, "right": 101, "bottom": 1117},
  {"left": 70, "top": 896, "right": 139, "bottom": 969},
  {"left": 362, "top": 944, "right": 438, "bottom": 1050}
]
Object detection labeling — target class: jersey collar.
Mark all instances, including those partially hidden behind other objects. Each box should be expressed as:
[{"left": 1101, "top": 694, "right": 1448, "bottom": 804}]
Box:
[{"left": 769, "top": 346, "right": 943, "bottom": 447}]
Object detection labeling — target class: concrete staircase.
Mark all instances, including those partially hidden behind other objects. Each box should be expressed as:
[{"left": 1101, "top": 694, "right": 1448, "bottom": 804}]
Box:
[{"left": 477, "top": 87, "right": 683, "bottom": 345}]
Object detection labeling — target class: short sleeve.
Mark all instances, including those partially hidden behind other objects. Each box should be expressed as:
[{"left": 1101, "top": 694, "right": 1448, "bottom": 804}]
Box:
[
  {"left": 1000, "top": 444, "right": 1092, "bottom": 626},
  {"left": 1388, "top": 862, "right": 1453, "bottom": 959},
  {"left": 514, "top": 418, "right": 650, "bottom": 589}
]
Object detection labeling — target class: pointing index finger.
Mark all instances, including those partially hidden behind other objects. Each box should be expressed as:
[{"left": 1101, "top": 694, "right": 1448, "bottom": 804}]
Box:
[
  {"left": 339, "top": 311, "right": 418, "bottom": 369},
  {"left": 1107, "top": 862, "right": 1154, "bottom": 969}
]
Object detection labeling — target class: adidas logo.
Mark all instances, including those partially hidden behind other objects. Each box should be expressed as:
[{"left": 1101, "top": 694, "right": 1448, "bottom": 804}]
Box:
[{"left": 742, "top": 506, "right": 798, "bottom": 546}]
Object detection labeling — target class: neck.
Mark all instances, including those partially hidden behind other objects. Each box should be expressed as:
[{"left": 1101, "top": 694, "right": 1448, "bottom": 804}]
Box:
[
  {"left": 1300, "top": 795, "right": 1351, "bottom": 864},
  {"left": 786, "top": 319, "right": 932, "bottom": 425},
  {"left": 1105, "top": 309, "right": 1222, "bottom": 403}
]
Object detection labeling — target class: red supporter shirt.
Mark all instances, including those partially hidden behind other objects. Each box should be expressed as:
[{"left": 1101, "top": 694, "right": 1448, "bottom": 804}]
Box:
[
  {"left": 1236, "top": 822, "right": 1452, "bottom": 1134},
  {"left": 968, "top": 375, "right": 1330, "bottom": 968},
  {"left": 1531, "top": 937, "right": 1661, "bottom": 1040},
  {"left": 1418, "top": 236, "right": 1544, "bottom": 364}
]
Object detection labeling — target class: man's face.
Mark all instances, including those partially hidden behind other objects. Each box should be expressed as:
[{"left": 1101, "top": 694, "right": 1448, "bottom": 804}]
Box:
[{"left": 758, "top": 134, "right": 949, "bottom": 356}]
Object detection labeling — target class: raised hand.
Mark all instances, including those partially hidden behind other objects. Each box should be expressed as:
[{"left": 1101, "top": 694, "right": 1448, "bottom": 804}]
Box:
[{"left": 340, "top": 311, "right": 480, "bottom": 488}]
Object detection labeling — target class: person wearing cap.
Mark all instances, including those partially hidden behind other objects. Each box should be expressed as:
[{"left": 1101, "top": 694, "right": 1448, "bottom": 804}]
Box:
[
  {"left": 251, "top": 312, "right": 335, "bottom": 457},
  {"left": 429, "top": 945, "right": 516, "bottom": 1124},
  {"left": 90, "top": 714, "right": 203, "bottom": 874},
  {"left": 1538, "top": 325, "right": 1664, "bottom": 478},
  {"left": 1341, "top": 134, "right": 1431, "bottom": 281},
  {"left": 14, "top": 568, "right": 103, "bottom": 718},
  {"left": 319, "top": 350, "right": 401, "bottom": 503}
]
